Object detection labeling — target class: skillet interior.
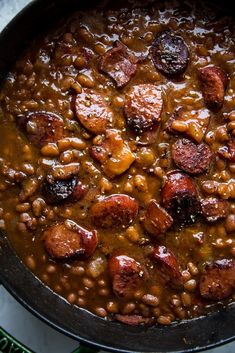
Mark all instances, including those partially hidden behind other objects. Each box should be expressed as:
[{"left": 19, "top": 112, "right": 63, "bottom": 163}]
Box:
[{"left": 0, "top": 0, "right": 235, "bottom": 352}]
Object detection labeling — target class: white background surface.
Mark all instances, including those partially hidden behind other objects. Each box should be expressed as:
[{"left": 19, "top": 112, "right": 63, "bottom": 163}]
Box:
[{"left": 0, "top": 1, "right": 235, "bottom": 352}]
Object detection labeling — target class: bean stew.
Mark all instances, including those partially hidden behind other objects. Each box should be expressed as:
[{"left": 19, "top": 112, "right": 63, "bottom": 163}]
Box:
[{"left": 0, "top": 0, "right": 235, "bottom": 326}]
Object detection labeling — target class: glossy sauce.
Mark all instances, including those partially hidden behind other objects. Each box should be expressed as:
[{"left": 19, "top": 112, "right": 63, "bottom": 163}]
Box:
[{"left": 0, "top": 0, "right": 234, "bottom": 325}]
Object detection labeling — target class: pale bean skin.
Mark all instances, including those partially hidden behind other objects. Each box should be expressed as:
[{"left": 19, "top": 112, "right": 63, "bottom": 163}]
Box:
[{"left": 0, "top": 1, "right": 234, "bottom": 328}]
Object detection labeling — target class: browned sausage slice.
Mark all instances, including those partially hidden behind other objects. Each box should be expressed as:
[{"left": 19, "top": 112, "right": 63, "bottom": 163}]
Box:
[
  {"left": 99, "top": 41, "right": 139, "bottom": 88},
  {"left": 17, "top": 111, "right": 64, "bottom": 147},
  {"left": 150, "top": 245, "right": 183, "bottom": 288},
  {"left": 150, "top": 31, "right": 189, "bottom": 76},
  {"left": 42, "top": 221, "right": 97, "bottom": 260},
  {"left": 42, "top": 177, "right": 86, "bottom": 204},
  {"left": 198, "top": 66, "right": 228, "bottom": 111},
  {"left": 115, "top": 314, "right": 153, "bottom": 326},
  {"left": 124, "top": 84, "right": 163, "bottom": 133},
  {"left": 69, "top": 181, "right": 87, "bottom": 203},
  {"left": 161, "top": 171, "right": 200, "bottom": 225},
  {"left": 201, "top": 197, "right": 229, "bottom": 222},
  {"left": 199, "top": 259, "right": 235, "bottom": 300},
  {"left": 91, "top": 194, "right": 138, "bottom": 228},
  {"left": 75, "top": 88, "right": 113, "bottom": 134},
  {"left": 172, "top": 138, "right": 213, "bottom": 175},
  {"left": 90, "top": 129, "right": 135, "bottom": 178},
  {"left": 108, "top": 255, "right": 146, "bottom": 298},
  {"left": 143, "top": 200, "right": 173, "bottom": 237}
]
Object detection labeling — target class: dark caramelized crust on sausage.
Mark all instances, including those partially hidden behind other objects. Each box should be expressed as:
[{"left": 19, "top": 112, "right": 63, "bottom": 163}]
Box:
[
  {"left": 124, "top": 84, "right": 163, "bottom": 133},
  {"left": 90, "top": 194, "right": 139, "bottom": 228},
  {"left": 199, "top": 259, "right": 235, "bottom": 300},
  {"left": 201, "top": 197, "right": 229, "bottom": 222},
  {"left": 99, "top": 41, "right": 139, "bottom": 88},
  {"left": 161, "top": 171, "right": 200, "bottom": 225},
  {"left": 150, "top": 30, "right": 189, "bottom": 76},
  {"left": 42, "top": 177, "right": 77, "bottom": 204},
  {"left": 68, "top": 181, "right": 87, "bottom": 202},
  {"left": 172, "top": 138, "right": 213, "bottom": 175},
  {"left": 150, "top": 245, "right": 183, "bottom": 288},
  {"left": 17, "top": 111, "right": 64, "bottom": 147},
  {"left": 198, "top": 65, "right": 228, "bottom": 111},
  {"left": 143, "top": 200, "right": 173, "bottom": 237},
  {"left": 108, "top": 255, "right": 146, "bottom": 298},
  {"left": 42, "top": 177, "right": 86, "bottom": 204},
  {"left": 42, "top": 221, "right": 97, "bottom": 260}
]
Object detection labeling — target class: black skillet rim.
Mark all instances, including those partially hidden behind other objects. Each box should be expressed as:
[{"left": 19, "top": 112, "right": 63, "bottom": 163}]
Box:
[
  {"left": 0, "top": 0, "right": 235, "bottom": 352},
  {"left": 1, "top": 234, "right": 235, "bottom": 353}
]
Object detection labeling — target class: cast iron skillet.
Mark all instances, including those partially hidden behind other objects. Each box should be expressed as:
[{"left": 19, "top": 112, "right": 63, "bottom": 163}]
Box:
[{"left": 0, "top": 1, "right": 235, "bottom": 352}]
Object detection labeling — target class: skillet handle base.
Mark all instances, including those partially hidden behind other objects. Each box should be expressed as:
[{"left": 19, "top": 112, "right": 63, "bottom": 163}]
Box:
[
  {"left": 0, "top": 327, "right": 33, "bottom": 353},
  {"left": 0, "top": 327, "right": 99, "bottom": 353}
]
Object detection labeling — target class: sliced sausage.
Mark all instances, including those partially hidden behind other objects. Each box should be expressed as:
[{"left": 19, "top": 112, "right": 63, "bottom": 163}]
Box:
[
  {"left": 99, "top": 41, "right": 139, "bottom": 88},
  {"left": 166, "top": 107, "right": 210, "bottom": 144},
  {"left": 150, "top": 245, "right": 183, "bottom": 288},
  {"left": 75, "top": 88, "right": 113, "bottom": 134},
  {"left": 198, "top": 65, "right": 228, "bottom": 111},
  {"left": 42, "top": 221, "right": 97, "bottom": 260},
  {"left": 201, "top": 197, "right": 229, "bottom": 222},
  {"left": 90, "top": 129, "right": 135, "bottom": 178},
  {"left": 42, "top": 177, "right": 86, "bottom": 204},
  {"left": 17, "top": 111, "right": 64, "bottom": 147},
  {"left": 90, "top": 194, "right": 138, "bottom": 228},
  {"left": 108, "top": 255, "right": 146, "bottom": 298},
  {"left": 124, "top": 84, "right": 163, "bottom": 133},
  {"left": 143, "top": 200, "right": 173, "bottom": 237},
  {"left": 69, "top": 181, "right": 87, "bottom": 203},
  {"left": 199, "top": 259, "right": 235, "bottom": 300},
  {"left": 172, "top": 138, "right": 213, "bottom": 175},
  {"left": 150, "top": 30, "right": 189, "bottom": 77},
  {"left": 115, "top": 314, "right": 153, "bottom": 326},
  {"left": 161, "top": 171, "right": 200, "bottom": 225}
]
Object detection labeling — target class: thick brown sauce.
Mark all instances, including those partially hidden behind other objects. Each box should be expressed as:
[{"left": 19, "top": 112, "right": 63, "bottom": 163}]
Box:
[{"left": 0, "top": 0, "right": 234, "bottom": 325}]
